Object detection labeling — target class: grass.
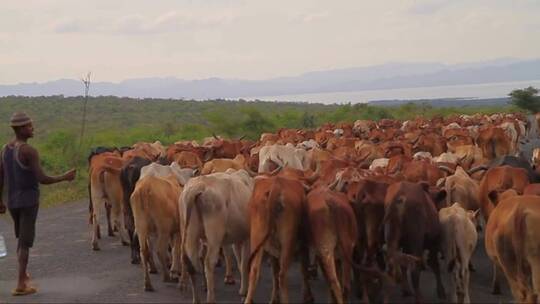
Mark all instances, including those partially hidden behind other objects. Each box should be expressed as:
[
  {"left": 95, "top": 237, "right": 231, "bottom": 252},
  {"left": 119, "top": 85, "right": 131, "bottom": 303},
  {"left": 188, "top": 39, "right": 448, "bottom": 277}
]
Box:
[{"left": 0, "top": 95, "right": 519, "bottom": 207}]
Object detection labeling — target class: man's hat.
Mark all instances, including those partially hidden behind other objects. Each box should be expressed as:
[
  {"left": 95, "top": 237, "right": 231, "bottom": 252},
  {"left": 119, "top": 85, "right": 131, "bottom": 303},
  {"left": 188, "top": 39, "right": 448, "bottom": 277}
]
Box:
[{"left": 10, "top": 112, "right": 33, "bottom": 127}]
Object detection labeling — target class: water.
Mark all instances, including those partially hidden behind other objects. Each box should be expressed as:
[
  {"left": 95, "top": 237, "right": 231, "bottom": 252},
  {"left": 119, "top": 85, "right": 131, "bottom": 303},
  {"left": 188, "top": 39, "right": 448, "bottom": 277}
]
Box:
[
  {"left": 0, "top": 234, "right": 6, "bottom": 258},
  {"left": 244, "top": 79, "right": 540, "bottom": 104}
]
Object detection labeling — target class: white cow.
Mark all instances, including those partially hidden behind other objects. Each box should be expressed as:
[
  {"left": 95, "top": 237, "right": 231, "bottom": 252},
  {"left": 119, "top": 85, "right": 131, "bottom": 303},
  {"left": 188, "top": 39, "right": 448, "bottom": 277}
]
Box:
[
  {"left": 434, "top": 152, "right": 460, "bottom": 164},
  {"left": 439, "top": 203, "right": 478, "bottom": 304},
  {"left": 140, "top": 162, "right": 194, "bottom": 185},
  {"left": 180, "top": 169, "right": 254, "bottom": 303},
  {"left": 258, "top": 144, "right": 310, "bottom": 173},
  {"left": 369, "top": 158, "right": 389, "bottom": 171}
]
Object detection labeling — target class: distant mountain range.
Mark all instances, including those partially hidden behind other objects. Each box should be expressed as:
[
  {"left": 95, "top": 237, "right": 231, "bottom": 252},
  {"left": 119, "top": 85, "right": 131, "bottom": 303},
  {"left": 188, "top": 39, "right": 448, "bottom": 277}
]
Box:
[{"left": 1, "top": 58, "right": 539, "bottom": 100}]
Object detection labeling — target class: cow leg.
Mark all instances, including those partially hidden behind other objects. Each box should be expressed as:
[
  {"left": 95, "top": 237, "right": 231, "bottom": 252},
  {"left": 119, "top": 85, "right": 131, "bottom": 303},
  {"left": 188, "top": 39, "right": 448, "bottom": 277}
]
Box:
[
  {"left": 204, "top": 243, "right": 223, "bottom": 303},
  {"left": 157, "top": 235, "right": 173, "bottom": 283},
  {"left": 243, "top": 249, "right": 264, "bottom": 304},
  {"left": 300, "top": 246, "right": 315, "bottom": 304},
  {"left": 278, "top": 241, "right": 294, "bottom": 303},
  {"left": 399, "top": 265, "right": 412, "bottom": 297},
  {"left": 223, "top": 245, "right": 236, "bottom": 285},
  {"left": 237, "top": 242, "right": 250, "bottom": 296},
  {"left": 139, "top": 234, "right": 154, "bottom": 291},
  {"left": 491, "top": 263, "right": 502, "bottom": 294},
  {"left": 462, "top": 263, "right": 471, "bottom": 304},
  {"left": 170, "top": 234, "right": 182, "bottom": 279},
  {"left": 270, "top": 256, "right": 281, "bottom": 304},
  {"left": 131, "top": 233, "right": 141, "bottom": 264},
  {"left": 112, "top": 201, "right": 129, "bottom": 246},
  {"left": 147, "top": 238, "right": 158, "bottom": 274},
  {"left": 106, "top": 202, "right": 115, "bottom": 237},
  {"left": 319, "top": 252, "right": 343, "bottom": 304},
  {"left": 90, "top": 183, "right": 106, "bottom": 251},
  {"left": 427, "top": 250, "right": 446, "bottom": 299}
]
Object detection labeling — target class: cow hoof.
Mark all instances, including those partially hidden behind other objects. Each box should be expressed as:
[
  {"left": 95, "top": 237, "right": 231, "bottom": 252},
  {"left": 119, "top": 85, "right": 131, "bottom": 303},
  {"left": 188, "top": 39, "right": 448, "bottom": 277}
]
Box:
[
  {"left": 121, "top": 240, "right": 129, "bottom": 246},
  {"left": 150, "top": 269, "right": 158, "bottom": 274},
  {"left": 492, "top": 285, "right": 501, "bottom": 295},
  {"left": 401, "top": 289, "right": 412, "bottom": 297},
  {"left": 303, "top": 294, "right": 315, "bottom": 304},
  {"left": 165, "top": 277, "right": 179, "bottom": 283},
  {"left": 92, "top": 244, "right": 100, "bottom": 251},
  {"left": 224, "top": 275, "right": 236, "bottom": 285},
  {"left": 131, "top": 258, "right": 141, "bottom": 265},
  {"left": 144, "top": 285, "right": 155, "bottom": 292}
]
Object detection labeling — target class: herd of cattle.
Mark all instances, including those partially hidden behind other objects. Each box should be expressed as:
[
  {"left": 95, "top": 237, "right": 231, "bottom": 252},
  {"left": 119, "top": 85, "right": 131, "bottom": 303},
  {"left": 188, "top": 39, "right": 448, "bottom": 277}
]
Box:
[{"left": 88, "top": 112, "right": 540, "bottom": 303}]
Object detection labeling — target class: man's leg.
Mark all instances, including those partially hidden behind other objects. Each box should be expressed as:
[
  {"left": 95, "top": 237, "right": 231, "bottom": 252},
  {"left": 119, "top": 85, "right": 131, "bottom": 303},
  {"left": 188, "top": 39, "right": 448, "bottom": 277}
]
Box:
[
  {"left": 16, "top": 244, "right": 30, "bottom": 289},
  {"left": 15, "top": 205, "right": 39, "bottom": 291}
]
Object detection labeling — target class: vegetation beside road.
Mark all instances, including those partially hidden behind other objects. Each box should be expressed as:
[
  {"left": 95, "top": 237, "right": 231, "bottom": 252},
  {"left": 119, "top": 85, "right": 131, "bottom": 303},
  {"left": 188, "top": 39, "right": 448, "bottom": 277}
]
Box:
[{"left": 0, "top": 95, "right": 517, "bottom": 207}]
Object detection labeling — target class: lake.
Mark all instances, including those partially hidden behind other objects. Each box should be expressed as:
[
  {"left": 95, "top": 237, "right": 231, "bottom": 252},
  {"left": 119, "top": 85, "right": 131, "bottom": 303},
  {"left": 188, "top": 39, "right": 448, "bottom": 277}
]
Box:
[{"left": 244, "top": 79, "right": 540, "bottom": 104}]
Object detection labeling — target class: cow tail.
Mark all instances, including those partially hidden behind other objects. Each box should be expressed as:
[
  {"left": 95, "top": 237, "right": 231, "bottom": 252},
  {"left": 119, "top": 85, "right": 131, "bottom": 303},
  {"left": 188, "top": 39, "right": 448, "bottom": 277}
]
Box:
[
  {"left": 513, "top": 206, "right": 528, "bottom": 279},
  {"left": 181, "top": 187, "right": 204, "bottom": 272},
  {"left": 446, "top": 215, "right": 458, "bottom": 272},
  {"left": 489, "top": 138, "right": 497, "bottom": 159},
  {"left": 247, "top": 181, "right": 279, "bottom": 271},
  {"left": 88, "top": 173, "right": 93, "bottom": 225}
]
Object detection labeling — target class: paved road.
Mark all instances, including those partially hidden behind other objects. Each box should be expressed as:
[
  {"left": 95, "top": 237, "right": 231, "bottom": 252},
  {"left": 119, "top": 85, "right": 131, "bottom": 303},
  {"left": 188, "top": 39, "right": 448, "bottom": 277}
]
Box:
[
  {"left": 0, "top": 200, "right": 514, "bottom": 304},
  {"left": 1, "top": 115, "right": 538, "bottom": 303}
]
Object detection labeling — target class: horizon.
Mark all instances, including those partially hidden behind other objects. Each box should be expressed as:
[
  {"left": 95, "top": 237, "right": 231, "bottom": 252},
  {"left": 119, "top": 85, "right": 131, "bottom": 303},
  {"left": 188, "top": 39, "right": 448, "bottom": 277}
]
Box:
[{"left": 2, "top": 1, "right": 540, "bottom": 84}]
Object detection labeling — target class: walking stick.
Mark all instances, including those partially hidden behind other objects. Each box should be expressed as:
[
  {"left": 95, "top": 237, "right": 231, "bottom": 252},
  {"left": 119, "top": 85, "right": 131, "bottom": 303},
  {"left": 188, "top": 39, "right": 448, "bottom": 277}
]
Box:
[{"left": 76, "top": 72, "right": 91, "bottom": 170}]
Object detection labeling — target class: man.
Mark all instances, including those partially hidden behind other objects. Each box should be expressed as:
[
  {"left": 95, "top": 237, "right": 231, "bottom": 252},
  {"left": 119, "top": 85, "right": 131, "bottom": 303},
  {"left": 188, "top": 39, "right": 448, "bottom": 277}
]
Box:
[{"left": 0, "top": 112, "right": 76, "bottom": 296}]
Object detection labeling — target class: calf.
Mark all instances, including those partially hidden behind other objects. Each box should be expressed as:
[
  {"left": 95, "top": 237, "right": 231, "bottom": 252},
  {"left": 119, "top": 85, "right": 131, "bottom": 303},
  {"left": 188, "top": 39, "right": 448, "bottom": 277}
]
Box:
[{"left": 439, "top": 203, "right": 478, "bottom": 303}]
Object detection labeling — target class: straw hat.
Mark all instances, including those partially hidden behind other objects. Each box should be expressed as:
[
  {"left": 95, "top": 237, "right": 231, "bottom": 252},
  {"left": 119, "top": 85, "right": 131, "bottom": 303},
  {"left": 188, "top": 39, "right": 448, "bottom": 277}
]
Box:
[{"left": 10, "top": 112, "right": 33, "bottom": 127}]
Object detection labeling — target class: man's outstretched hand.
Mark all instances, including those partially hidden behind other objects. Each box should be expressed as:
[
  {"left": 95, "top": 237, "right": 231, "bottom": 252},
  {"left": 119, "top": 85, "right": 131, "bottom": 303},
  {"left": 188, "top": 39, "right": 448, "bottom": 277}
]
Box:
[{"left": 63, "top": 169, "right": 77, "bottom": 182}]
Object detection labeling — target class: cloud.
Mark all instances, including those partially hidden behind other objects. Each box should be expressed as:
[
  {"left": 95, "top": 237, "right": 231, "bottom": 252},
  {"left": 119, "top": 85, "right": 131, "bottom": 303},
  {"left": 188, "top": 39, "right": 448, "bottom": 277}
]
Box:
[
  {"left": 50, "top": 18, "right": 84, "bottom": 33},
  {"left": 111, "top": 10, "right": 238, "bottom": 35},
  {"left": 408, "top": 0, "right": 454, "bottom": 15}
]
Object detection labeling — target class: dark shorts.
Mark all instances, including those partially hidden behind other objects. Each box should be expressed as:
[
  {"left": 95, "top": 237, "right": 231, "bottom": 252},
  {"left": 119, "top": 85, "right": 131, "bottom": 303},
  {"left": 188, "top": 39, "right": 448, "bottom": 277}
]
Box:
[{"left": 9, "top": 205, "right": 39, "bottom": 248}]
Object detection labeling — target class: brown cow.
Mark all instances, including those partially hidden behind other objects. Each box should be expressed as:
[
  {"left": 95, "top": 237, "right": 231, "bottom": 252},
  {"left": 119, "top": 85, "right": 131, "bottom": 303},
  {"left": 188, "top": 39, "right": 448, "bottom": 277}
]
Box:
[
  {"left": 384, "top": 182, "right": 447, "bottom": 302},
  {"left": 173, "top": 151, "right": 203, "bottom": 170},
  {"left": 244, "top": 176, "right": 312, "bottom": 304},
  {"left": 306, "top": 186, "right": 357, "bottom": 304},
  {"left": 485, "top": 193, "right": 540, "bottom": 302},
  {"left": 476, "top": 127, "right": 511, "bottom": 160}
]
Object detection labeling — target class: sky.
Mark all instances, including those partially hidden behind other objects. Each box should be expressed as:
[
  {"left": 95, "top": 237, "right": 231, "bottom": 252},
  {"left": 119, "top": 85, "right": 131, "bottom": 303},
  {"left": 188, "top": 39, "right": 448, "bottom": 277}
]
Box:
[{"left": 1, "top": 0, "right": 539, "bottom": 84}]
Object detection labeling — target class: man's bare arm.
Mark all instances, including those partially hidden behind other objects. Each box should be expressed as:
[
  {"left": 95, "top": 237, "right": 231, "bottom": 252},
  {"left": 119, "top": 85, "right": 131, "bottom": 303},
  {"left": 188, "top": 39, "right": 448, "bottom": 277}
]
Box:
[{"left": 24, "top": 146, "right": 74, "bottom": 184}]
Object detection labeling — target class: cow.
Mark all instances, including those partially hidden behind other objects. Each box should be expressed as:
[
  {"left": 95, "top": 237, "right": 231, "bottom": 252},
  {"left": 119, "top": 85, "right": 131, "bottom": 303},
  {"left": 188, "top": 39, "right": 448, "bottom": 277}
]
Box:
[
  {"left": 200, "top": 154, "right": 254, "bottom": 175},
  {"left": 485, "top": 193, "right": 540, "bottom": 302},
  {"left": 384, "top": 182, "right": 447, "bottom": 302},
  {"left": 130, "top": 174, "right": 184, "bottom": 291},
  {"left": 438, "top": 166, "right": 480, "bottom": 211},
  {"left": 244, "top": 176, "right": 313, "bottom": 304},
  {"left": 173, "top": 151, "right": 203, "bottom": 169},
  {"left": 88, "top": 154, "right": 126, "bottom": 251},
  {"left": 476, "top": 127, "right": 511, "bottom": 160},
  {"left": 477, "top": 165, "right": 530, "bottom": 223},
  {"left": 439, "top": 203, "right": 479, "bottom": 304},
  {"left": 140, "top": 162, "right": 194, "bottom": 184},
  {"left": 181, "top": 170, "right": 254, "bottom": 303},
  {"left": 120, "top": 156, "right": 152, "bottom": 264},
  {"left": 258, "top": 144, "right": 310, "bottom": 173},
  {"left": 305, "top": 186, "right": 357, "bottom": 303}
]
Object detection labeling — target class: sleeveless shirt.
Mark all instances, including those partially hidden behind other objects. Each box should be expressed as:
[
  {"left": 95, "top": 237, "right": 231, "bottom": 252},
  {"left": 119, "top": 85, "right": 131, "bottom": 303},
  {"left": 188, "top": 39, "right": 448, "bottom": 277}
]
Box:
[{"left": 1, "top": 143, "right": 40, "bottom": 209}]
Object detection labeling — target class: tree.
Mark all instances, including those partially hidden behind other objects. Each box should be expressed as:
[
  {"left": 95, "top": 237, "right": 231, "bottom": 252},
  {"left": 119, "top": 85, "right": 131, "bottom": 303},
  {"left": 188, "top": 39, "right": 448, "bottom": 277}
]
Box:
[{"left": 509, "top": 86, "right": 540, "bottom": 113}]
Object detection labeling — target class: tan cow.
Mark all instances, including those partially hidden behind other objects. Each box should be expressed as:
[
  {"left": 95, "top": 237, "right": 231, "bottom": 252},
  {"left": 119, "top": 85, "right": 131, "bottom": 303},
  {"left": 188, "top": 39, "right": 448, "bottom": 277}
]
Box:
[
  {"left": 258, "top": 144, "right": 310, "bottom": 173},
  {"left": 485, "top": 193, "right": 540, "bottom": 302},
  {"left": 181, "top": 169, "right": 254, "bottom": 303},
  {"left": 439, "top": 203, "right": 478, "bottom": 304},
  {"left": 438, "top": 166, "right": 480, "bottom": 211},
  {"left": 130, "top": 174, "right": 183, "bottom": 291},
  {"left": 200, "top": 154, "right": 252, "bottom": 175}
]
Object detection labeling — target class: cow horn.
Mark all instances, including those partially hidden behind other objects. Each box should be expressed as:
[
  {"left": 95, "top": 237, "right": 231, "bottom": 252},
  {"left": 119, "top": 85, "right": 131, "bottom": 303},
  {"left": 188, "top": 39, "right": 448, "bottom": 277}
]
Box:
[
  {"left": 467, "top": 165, "right": 488, "bottom": 175},
  {"left": 212, "top": 133, "right": 219, "bottom": 140},
  {"left": 438, "top": 165, "right": 455, "bottom": 175},
  {"left": 269, "top": 165, "right": 282, "bottom": 176},
  {"left": 328, "top": 179, "right": 339, "bottom": 190},
  {"left": 238, "top": 135, "right": 246, "bottom": 141}
]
